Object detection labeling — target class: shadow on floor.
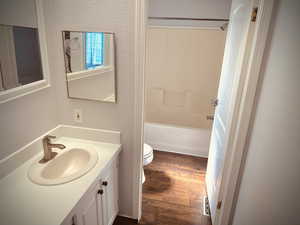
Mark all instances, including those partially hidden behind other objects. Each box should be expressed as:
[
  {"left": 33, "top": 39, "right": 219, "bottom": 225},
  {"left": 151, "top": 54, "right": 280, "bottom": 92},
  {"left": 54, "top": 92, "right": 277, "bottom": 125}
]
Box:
[{"left": 143, "top": 168, "right": 172, "bottom": 193}]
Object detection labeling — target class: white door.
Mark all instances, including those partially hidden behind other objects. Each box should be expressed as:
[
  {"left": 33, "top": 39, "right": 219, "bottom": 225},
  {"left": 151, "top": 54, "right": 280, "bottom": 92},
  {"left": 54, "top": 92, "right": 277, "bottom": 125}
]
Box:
[
  {"left": 80, "top": 183, "right": 104, "bottom": 225},
  {"left": 206, "top": 0, "right": 255, "bottom": 223}
]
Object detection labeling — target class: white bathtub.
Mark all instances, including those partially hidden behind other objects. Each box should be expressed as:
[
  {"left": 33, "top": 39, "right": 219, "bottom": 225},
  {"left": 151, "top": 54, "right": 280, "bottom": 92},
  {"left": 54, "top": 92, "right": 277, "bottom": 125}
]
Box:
[{"left": 144, "top": 123, "right": 211, "bottom": 158}]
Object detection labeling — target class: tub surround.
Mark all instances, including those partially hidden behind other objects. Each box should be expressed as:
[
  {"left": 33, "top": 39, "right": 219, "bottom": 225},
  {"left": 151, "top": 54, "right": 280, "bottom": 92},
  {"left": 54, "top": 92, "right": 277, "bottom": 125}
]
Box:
[
  {"left": 0, "top": 126, "right": 121, "bottom": 225},
  {"left": 145, "top": 28, "right": 225, "bottom": 129},
  {"left": 144, "top": 123, "right": 210, "bottom": 157}
]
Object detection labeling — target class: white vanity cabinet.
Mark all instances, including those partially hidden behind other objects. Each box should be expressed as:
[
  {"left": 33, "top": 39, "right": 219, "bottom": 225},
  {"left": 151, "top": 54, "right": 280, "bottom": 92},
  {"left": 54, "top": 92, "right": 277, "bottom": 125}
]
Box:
[
  {"left": 61, "top": 158, "right": 119, "bottom": 225},
  {"left": 101, "top": 158, "right": 119, "bottom": 225}
]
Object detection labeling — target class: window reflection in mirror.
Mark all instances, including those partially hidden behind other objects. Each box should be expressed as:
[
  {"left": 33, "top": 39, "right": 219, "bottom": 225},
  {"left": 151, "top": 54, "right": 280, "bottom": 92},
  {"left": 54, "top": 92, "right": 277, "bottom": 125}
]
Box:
[
  {"left": 0, "top": 1, "right": 44, "bottom": 92},
  {"left": 62, "top": 31, "right": 116, "bottom": 103}
]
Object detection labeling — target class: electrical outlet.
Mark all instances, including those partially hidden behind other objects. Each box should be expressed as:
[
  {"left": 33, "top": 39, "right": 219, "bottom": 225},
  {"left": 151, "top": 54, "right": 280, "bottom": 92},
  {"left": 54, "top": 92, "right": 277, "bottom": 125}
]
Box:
[{"left": 74, "top": 109, "right": 83, "bottom": 123}]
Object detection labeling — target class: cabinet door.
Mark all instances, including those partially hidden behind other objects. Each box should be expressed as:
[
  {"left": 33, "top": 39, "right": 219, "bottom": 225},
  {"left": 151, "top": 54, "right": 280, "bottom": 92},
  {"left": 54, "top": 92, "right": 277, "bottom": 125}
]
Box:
[
  {"left": 80, "top": 183, "right": 104, "bottom": 225},
  {"left": 102, "top": 160, "right": 119, "bottom": 225}
]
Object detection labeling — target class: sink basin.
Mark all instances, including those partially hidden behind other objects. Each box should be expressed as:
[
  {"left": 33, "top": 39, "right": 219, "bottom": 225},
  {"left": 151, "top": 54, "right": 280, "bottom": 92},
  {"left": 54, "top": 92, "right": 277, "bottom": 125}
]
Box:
[{"left": 28, "top": 148, "right": 98, "bottom": 185}]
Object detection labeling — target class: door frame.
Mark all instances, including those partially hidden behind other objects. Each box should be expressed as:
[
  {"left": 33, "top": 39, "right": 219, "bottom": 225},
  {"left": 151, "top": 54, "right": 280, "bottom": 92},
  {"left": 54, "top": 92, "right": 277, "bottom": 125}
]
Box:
[
  {"left": 132, "top": 0, "right": 274, "bottom": 224},
  {"left": 132, "top": 0, "right": 147, "bottom": 220}
]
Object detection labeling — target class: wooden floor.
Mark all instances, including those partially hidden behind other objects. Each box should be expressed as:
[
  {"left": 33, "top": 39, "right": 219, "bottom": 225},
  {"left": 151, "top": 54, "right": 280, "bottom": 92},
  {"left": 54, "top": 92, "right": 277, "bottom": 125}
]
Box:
[{"left": 114, "top": 150, "right": 211, "bottom": 225}]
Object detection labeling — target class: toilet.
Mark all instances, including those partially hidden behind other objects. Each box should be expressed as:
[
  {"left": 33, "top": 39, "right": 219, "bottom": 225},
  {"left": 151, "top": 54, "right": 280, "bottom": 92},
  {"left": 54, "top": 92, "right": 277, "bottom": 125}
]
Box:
[{"left": 142, "top": 143, "right": 154, "bottom": 183}]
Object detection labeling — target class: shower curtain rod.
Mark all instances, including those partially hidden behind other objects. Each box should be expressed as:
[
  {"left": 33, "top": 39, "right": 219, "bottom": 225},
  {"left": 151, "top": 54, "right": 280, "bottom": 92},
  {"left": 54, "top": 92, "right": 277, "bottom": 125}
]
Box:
[{"left": 148, "top": 17, "right": 229, "bottom": 22}]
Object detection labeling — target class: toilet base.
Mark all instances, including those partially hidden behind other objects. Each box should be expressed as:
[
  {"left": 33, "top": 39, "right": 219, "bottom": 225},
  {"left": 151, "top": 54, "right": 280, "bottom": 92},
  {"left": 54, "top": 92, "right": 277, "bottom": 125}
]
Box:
[
  {"left": 142, "top": 169, "right": 145, "bottom": 184},
  {"left": 143, "top": 143, "right": 154, "bottom": 184}
]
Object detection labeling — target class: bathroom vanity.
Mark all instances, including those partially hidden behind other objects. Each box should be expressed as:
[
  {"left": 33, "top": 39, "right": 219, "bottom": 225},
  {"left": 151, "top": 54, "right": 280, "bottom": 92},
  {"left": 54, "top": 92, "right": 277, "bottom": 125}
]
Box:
[
  {"left": 60, "top": 141, "right": 119, "bottom": 225},
  {"left": 0, "top": 126, "right": 121, "bottom": 225}
]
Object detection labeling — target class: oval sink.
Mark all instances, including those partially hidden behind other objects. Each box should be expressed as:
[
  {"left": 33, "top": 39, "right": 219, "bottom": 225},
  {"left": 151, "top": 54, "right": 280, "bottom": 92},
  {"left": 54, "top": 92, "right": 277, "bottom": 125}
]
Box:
[{"left": 28, "top": 148, "right": 98, "bottom": 185}]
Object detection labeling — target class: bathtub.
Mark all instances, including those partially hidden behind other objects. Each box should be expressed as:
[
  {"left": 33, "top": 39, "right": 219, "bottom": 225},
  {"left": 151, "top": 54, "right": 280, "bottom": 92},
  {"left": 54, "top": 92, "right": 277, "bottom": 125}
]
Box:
[{"left": 144, "top": 123, "right": 211, "bottom": 158}]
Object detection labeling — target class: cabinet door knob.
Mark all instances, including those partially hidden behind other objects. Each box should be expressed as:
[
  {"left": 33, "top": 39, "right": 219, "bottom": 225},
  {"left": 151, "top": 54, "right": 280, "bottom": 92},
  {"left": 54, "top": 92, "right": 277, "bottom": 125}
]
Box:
[
  {"left": 72, "top": 215, "right": 77, "bottom": 225},
  {"left": 97, "top": 189, "right": 104, "bottom": 195},
  {"left": 102, "top": 181, "right": 108, "bottom": 186}
]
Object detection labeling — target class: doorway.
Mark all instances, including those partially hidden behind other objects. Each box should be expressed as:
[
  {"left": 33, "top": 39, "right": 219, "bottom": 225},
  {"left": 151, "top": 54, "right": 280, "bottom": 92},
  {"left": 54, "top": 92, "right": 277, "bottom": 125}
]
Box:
[
  {"left": 132, "top": 0, "right": 274, "bottom": 225},
  {"left": 140, "top": 1, "right": 229, "bottom": 225}
]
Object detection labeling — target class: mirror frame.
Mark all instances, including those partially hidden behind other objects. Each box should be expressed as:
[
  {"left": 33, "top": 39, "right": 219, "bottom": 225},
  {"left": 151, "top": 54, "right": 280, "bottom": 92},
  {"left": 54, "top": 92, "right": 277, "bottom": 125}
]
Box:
[
  {"left": 62, "top": 31, "right": 117, "bottom": 103},
  {"left": 0, "top": 0, "right": 50, "bottom": 104}
]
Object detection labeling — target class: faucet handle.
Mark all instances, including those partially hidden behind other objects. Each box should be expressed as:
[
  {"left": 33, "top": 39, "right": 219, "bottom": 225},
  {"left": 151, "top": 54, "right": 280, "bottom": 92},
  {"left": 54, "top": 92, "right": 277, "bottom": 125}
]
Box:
[
  {"left": 46, "top": 135, "right": 56, "bottom": 139},
  {"left": 44, "top": 135, "right": 56, "bottom": 142}
]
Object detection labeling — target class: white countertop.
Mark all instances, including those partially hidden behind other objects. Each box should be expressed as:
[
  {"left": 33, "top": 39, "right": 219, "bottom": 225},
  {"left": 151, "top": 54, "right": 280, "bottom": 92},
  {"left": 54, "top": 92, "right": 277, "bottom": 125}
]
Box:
[{"left": 0, "top": 137, "right": 121, "bottom": 225}]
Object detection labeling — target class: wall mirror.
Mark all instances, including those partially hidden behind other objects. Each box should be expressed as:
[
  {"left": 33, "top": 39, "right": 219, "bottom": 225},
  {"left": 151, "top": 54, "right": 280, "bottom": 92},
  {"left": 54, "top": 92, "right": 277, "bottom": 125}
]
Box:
[
  {"left": 0, "top": 0, "right": 50, "bottom": 103},
  {"left": 62, "top": 31, "right": 116, "bottom": 103}
]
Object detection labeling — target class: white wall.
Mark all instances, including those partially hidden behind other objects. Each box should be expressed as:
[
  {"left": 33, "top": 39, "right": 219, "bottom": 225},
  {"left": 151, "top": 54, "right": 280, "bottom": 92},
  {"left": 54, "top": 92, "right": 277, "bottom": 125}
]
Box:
[
  {"left": 0, "top": 88, "right": 58, "bottom": 160},
  {"left": 67, "top": 71, "right": 115, "bottom": 101},
  {"left": 43, "top": 0, "right": 136, "bottom": 217},
  {"left": 149, "top": 0, "right": 232, "bottom": 18},
  {"left": 232, "top": 1, "right": 300, "bottom": 225},
  {"left": 148, "top": 0, "right": 232, "bottom": 27},
  {"left": 0, "top": 0, "right": 37, "bottom": 28}
]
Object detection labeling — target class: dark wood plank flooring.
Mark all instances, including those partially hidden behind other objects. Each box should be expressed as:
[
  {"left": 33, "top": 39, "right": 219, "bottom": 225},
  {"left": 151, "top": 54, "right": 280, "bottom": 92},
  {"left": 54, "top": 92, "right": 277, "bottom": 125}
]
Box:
[{"left": 114, "top": 150, "right": 211, "bottom": 225}]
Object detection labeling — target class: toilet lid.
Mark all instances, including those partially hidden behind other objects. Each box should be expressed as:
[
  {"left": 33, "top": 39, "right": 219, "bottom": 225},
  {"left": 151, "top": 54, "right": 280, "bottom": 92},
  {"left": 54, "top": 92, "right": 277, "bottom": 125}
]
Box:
[{"left": 144, "top": 143, "right": 153, "bottom": 157}]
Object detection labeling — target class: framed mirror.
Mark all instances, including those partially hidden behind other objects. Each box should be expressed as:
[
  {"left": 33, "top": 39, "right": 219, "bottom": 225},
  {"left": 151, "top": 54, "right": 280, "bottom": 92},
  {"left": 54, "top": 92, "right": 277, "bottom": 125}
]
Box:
[
  {"left": 0, "top": 0, "right": 50, "bottom": 103},
  {"left": 62, "top": 31, "right": 116, "bottom": 103}
]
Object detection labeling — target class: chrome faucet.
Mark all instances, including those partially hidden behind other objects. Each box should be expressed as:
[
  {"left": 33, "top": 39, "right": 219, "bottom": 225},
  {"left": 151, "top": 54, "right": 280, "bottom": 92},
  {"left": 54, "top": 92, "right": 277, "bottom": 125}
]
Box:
[{"left": 39, "top": 135, "right": 66, "bottom": 163}]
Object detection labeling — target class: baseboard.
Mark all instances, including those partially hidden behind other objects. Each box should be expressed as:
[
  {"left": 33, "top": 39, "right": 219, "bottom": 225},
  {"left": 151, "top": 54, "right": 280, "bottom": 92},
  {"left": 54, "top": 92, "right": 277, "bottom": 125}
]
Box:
[
  {"left": 115, "top": 215, "right": 138, "bottom": 223},
  {"left": 108, "top": 212, "right": 119, "bottom": 225},
  {"left": 148, "top": 142, "right": 208, "bottom": 158},
  {"left": 117, "top": 214, "right": 137, "bottom": 219}
]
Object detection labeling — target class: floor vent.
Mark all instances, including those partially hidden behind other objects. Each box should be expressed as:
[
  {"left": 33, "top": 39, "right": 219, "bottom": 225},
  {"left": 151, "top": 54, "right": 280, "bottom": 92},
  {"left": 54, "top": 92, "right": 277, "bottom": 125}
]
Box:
[{"left": 203, "top": 196, "right": 211, "bottom": 216}]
